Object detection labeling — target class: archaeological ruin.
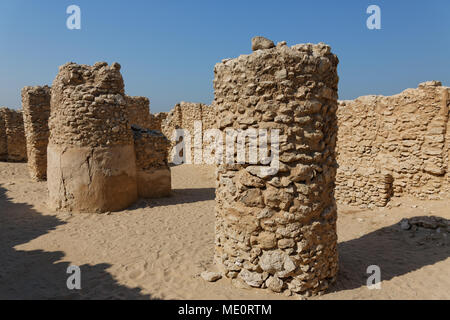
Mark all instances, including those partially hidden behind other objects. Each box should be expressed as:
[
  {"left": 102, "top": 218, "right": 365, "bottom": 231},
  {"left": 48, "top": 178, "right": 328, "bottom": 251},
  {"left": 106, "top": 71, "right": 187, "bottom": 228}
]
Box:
[
  {"left": 126, "top": 95, "right": 167, "bottom": 132},
  {"left": 132, "top": 125, "right": 171, "bottom": 198},
  {"left": 0, "top": 107, "right": 27, "bottom": 162},
  {"left": 336, "top": 81, "right": 450, "bottom": 207},
  {"left": 0, "top": 108, "right": 6, "bottom": 161},
  {"left": 47, "top": 62, "right": 139, "bottom": 213},
  {"left": 212, "top": 40, "right": 340, "bottom": 296},
  {"left": 161, "top": 102, "right": 216, "bottom": 163},
  {"left": 21, "top": 85, "right": 51, "bottom": 181},
  {"left": 0, "top": 34, "right": 448, "bottom": 299}
]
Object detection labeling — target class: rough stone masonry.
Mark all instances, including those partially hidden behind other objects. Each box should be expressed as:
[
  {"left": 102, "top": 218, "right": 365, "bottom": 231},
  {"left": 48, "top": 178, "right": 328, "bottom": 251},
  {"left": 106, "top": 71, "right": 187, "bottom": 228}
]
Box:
[
  {"left": 126, "top": 95, "right": 167, "bottom": 131},
  {"left": 213, "top": 38, "right": 339, "bottom": 296},
  {"left": 161, "top": 102, "right": 216, "bottom": 163},
  {"left": 132, "top": 125, "right": 171, "bottom": 198},
  {"left": 0, "top": 107, "right": 27, "bottom": 162},
  {"left": 0, "top": 108, "right": 7, "bottom": 161},
  {"left": 47, "top": 62, "right": 138, "bottom": 213},
  {"left": 21, "top": 85, "right": 51, "bottom": 181},
  {"left": 336, "top": 81, "right": 450, "bottom": 207}
]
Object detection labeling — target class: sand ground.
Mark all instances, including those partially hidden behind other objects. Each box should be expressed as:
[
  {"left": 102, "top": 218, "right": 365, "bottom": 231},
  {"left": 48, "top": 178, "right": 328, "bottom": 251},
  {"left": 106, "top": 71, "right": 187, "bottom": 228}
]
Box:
[{"left": 0, "top": 162, "right": 448, "bottom": 300}]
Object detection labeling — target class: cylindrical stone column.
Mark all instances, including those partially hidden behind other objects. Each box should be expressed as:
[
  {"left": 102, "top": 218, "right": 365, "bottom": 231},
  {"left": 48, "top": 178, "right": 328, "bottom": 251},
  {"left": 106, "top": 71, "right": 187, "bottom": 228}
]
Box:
[
  {"left": 213, "top": 39, "right": 339, "bottom": 296},
  {"left": 21, "top": 86, "right": 51, "bottom": 181},
  {"left": 47, "top": 62, "right": 138, "bottom": 213}
]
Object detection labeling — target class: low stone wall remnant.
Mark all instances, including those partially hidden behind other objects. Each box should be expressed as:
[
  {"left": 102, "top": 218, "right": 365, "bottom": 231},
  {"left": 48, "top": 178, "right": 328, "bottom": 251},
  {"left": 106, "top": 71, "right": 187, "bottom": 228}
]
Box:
[
  {"left": 21, "top": 85, "right": 51, "bottom": 180},
  {"left": 132, "top": 125, "right": 171, "bottom": 198}
]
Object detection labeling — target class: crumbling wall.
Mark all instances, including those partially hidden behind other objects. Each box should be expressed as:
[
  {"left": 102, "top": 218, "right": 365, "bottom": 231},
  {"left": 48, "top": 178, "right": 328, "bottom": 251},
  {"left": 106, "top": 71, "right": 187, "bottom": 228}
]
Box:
[
  {"left": 444, "top": 89, "right": 450, "bottom": 195},
  {"left": 21, "top": 86, "right": 51, "bottom": 181},
  {"left": 132, "top": 125, "right": 171, "bottom": 198},
  {"left": 126, "top": 96, "right": 152, "bottom": 129},
  {"left": 213, "top": 40, "right": 339, "bottom": 297},
  {"left": 1, "top": 108, "right": 27, "bottom": 162},
  {"left": 0, "top": 108, "right": 6, "bottom": 161},
  {"left": 148, "top": 112, "right": 167, "bottom": 131},
  {"left": 336, "top": 81, "right": 450, "bottom": 206},
  {"left": 47, "top": 62, "right": 138, "bottom": 213},
  {"left": 335, "top": 166, "right": 393, "bottom": 207},
  {"left": 161, "top": 102, "right": 216, "bottom": 163},
  {"left": 126, "top": 95, "right": 168, "bottom": 131}
]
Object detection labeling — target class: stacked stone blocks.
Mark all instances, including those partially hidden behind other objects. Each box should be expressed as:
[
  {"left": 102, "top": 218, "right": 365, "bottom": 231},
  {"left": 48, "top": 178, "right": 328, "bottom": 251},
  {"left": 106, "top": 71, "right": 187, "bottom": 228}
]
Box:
[
  {"left": 213, "top": 40, "right": 340, "bottom": 296},
  {"left": 21, "top": 86, "right": 51, "bottom": 180}
]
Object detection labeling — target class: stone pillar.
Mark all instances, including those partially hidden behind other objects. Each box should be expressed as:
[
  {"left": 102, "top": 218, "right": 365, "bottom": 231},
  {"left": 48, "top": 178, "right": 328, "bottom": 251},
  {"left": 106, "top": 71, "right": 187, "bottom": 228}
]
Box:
[
  {"left": 0, "top": 108, "right": 7, "bottom": 161},
  {"left": 132, "top": 125, "right": 171, "bottom": 198},
  {"left": 2, "top": 108, "right": 27, "bottom": 162},
  {"left": 21, "top": 86, "right": 51, "bottom": 180},
  {"left": 213, "top": 39, "right": 339, "bottom": 296},
  {"left": 47, "top": 62, "right": 138, "bottom": 213}
]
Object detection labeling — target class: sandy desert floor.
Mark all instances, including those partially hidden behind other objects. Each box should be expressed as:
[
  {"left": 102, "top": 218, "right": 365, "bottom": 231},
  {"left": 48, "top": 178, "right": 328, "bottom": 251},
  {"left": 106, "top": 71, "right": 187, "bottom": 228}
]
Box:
[{"left": 0, "top": 162, "right": 448, "bottom": 300}]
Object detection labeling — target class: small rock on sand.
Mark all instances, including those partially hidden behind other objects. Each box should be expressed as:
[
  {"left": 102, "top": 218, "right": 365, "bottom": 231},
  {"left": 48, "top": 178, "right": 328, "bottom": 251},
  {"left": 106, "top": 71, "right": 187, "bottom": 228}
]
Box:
[
  {"left": 201, "top": 271, "right": 222, "bottom": 282},
  {"left": 400, "top": 219, "right": 411, "bottom": 230}
]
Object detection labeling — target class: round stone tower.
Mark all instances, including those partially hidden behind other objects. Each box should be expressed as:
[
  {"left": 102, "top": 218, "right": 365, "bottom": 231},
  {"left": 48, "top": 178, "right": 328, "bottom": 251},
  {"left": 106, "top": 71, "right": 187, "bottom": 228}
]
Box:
[
  {"left": 47, "top": 62, "right": 138, "bottom": 213},
  {"left": 213, "top": 38, "right": 340, "bottom": 296}
]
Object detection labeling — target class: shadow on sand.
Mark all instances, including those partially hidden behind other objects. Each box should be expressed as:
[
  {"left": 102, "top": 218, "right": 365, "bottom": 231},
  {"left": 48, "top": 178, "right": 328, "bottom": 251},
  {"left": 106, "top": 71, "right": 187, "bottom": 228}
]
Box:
[
  {"left": 330, "top": 216, "right": 449, "bottom": 293},
  {"left": 128, "top": 188, "right": 216, "bottom": 210},
  {"left": 0, "top": 185, "right": 155, "bottom": 300}
]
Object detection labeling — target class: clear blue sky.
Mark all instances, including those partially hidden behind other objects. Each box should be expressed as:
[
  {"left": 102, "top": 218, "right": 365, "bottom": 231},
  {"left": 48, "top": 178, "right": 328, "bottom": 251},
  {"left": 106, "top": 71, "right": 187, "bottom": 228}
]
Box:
[{"left": 0, "top": 0, "right": 449, "bottom": 113}]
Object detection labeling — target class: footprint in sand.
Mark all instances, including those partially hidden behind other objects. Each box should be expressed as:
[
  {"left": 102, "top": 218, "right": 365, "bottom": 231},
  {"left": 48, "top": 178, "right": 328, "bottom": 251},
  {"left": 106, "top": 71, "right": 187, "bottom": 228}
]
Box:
[{"left": 127, "top": 261, "right": 148, "bottom": 281}]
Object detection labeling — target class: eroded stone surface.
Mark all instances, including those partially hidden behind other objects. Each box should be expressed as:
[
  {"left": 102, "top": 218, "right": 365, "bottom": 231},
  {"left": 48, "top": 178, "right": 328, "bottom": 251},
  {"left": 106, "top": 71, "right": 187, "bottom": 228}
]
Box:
[
  {"left": 132, "top": 125, "right": 171, "bottom": 198},
  {"left": 47, "top": 62, "right": 138, "bottom": 213},
  {"left": 213, "top": 39, "right": 339, "bottom": 296},
  {"left": 0, "top": 107, "right": 27, "bottom": 162},
  {"left": 22, "top": 86, "right": 51, "bottom": 181},
  {"left": 336, "top": 82, "right": 450, "bottom": 207}
]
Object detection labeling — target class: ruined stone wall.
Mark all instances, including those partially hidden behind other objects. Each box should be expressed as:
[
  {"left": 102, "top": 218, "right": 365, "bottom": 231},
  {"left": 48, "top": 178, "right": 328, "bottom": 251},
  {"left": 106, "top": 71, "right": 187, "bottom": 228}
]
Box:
[
  {"left": 21, "top": 86, "right": 51, "bottom": 181},
  {"left": 335, "top": 166, "right": 393, "bottom": 207},
  {"left": 48, "top": 62, "right": 138, "bottom": 213},
  {"left": 126, "top": 96, "right": 152, "bottom": 129},
  {"left": 148, "top": 112, "right": 167, "bottom": 131},
  {"left": 132, "top": 125, "right": 171, "bottom": 198},
  {"left": 443, "top": 88, "right": 450, "bottom": 195},
  {"left": 336, "top": 81, "right": 450, "bottom": 206},
  {"left": 1, "top": 108, "right": 27, "bottom": 162},
  {"left": 213, "top": 40, "right": 339, "bottom": 297},
  {"left": 0, "top": 108, "right": 6, "bottom": 161},
  {"left": 126, "top": 95, "right": 168, "bottom": 132},
  {"left": 161, "top": 102, "right": 216, "bottom": 163}
]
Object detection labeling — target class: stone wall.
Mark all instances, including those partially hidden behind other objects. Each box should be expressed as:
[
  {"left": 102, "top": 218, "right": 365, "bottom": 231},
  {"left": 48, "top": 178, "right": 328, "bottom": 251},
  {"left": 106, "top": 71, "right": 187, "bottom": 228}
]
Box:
[
  {"left": 126, "top": 95, "right": 168, "bottom": 132},
  {"left": 336, "top": 81, "right": 450, "bottom": 207},
  {"left": 213, "top": 39, "right": 339, "bottom": 297},
  {"left": 132, "top": 125, "right": 171, "bottom": 198},
  {"left": 335, "top": 166, "right": 393, "bottom": 208},
  {"left": 21, "top": 86, "right": 51, "bottom": 181},
  {"left": 47, "top": 62, "right": 138, "bottom": 213},
  {"left": 0, "top": 107, "right": 27, "bottom": 162},
  {"left": 148, "top": 112, "right": 167, "bottom": 132},
  {"left": 161, "top": 102, "right": 216, "bottom": 163},
  {"left": 0, "top": 108, "right": 6, "bottom": 161},
  {"left": 126, "top": 96, "right": 152, "bottom": 129}
]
